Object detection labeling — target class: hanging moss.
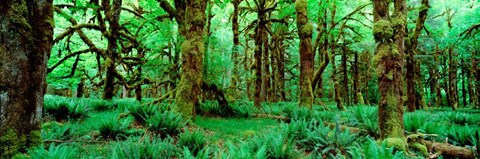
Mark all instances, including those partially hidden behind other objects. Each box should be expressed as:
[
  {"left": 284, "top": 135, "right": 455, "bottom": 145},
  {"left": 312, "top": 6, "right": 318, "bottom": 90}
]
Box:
[
  {"left": 373, "top": 20, "right": 393, "bottom": 41},
  {"left": 357, "top": 92, "right": 365, "bottom": 105}
]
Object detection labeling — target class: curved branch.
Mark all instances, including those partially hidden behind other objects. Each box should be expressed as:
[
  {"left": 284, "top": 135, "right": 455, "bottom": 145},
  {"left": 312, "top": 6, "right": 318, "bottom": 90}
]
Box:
[
  {"left": 48, "top": 49, "right": 91, "bottom": 73},
  {"left": 54, "top": 24, "right": 102, "bottom": 43}
]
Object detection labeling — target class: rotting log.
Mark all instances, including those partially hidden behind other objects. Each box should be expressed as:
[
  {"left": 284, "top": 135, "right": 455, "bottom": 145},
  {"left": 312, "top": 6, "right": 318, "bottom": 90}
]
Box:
[{"left": 419, "top": 140, "right": 474, "bottom": 159}]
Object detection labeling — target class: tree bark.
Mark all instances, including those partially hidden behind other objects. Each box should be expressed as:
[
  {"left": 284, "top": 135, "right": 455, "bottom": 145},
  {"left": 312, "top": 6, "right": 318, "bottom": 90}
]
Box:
[
  {"left": 230, "top": 0, "right": 240, "bottom": 94},
  {"left": 174, "top": 0, "right": 207, "bottom": 119},
  {"left": 373, "top": 0, "right": 406, "bottom": 149},
  {"left": 102, "top": 0, "right": 123, "bottom": 100},
  {"left": 448, "top": 47, "right": 459, "bottom": 110},
  {"left": 296, "top": 0, "right": 314, "bottom": 108},
  {"left": 0, "top": 0, "right": 53, "bottom": 157},
  {"left": 253, "top": 3, "right": 266, "bottom": 108}
]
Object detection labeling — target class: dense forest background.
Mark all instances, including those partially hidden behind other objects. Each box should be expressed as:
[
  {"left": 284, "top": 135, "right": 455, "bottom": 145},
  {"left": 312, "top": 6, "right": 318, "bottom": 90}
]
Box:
[{"left": 1, "top": 0, "right": 480, "bottom": 158}]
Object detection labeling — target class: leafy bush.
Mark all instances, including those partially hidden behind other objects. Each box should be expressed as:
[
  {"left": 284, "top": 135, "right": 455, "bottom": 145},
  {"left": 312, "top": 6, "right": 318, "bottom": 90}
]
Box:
[
  {"left": 97, "top": 117, "right": 131, "bottom": 140},
  {"left": 348, "top": 138, "right": 405, "bottom": 159},
  {"left": 127, "top": 104, "right": 159, "bottom": 125},
  {"left": 351, "top": 106, "right": 379, "bottom": 136},
  {"left": 44, "top": 97, "right": 91, "bottom": 121},
  {"left": 282, "top": 104, "right": 313, "bottom": 122},
  {"left": 198, "top": 100, "right": 255, "bottom": 117},
  {"left": 111, "top": 136, "right": 178, "bottom": 159},
  {"left": 223, "top": 140, "right": 268, "bottom": 159},
  {"left": 178, "top": 130, "right": 207, "bottom": 156},
  {"left": 27, "top": 144, "right": 80, "bottom": 159},
  {"left": 147, "top": 111, "right": 186, "bottom": 137},
  {"left": 41, "top": 122, "right": 78, "bottom": 141}
]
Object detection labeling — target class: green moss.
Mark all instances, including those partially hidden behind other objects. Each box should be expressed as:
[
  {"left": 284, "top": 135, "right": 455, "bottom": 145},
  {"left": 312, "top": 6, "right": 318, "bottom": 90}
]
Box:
[
  {"left": 27, "top": 130, "right": 42, "bottom": 147},
  {"left": 384, "top": 137, "right": 407, "bottom": 152},
  {"left": 294, "top": 0, "right": 308, "bottom": 13},
  {"left": 357, "top": 92, "right": 365, "bottom": 105},
  {"left": 12, "top": 153, "right": 30, "bottom": 159},
  {"left": 8, "top": 1, "right": 31, "bottom": 31},
  {"left": 242, "top": 130, "right": 256, "bottom": 138},
  {"left": 410, "top": 142, "right": 428, "bottom": 156},
  {"left": 391, "top": 14, "right": 406, "bottom": 28},
  {"left": 174, "top": 79, "right": 195, "bottom": 119},
  {"left": 301, "top": 22, "right": 313, "bottom": 36},
  {"left": 0, "top": 129, "right": 26, "bottom": 158},
  {"left": 373, "top": 20, "right": 393, "bottom": 40}
]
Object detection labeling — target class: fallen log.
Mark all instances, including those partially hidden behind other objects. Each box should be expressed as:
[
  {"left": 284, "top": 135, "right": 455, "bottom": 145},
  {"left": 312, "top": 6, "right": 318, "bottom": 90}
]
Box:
[{"left": 419, "top": 139, "right": 475, "bottom": 159}]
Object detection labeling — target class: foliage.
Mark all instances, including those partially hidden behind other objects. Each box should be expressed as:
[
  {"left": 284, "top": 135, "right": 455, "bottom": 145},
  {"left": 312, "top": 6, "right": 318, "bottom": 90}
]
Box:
[
  {"left": 111, "top": 136, "right": 178, "bottom": 159},
  {"left": 43, "top": 97, "right": 91, "bottom": 121},
  {"left": 127, "top": 104, "right": 161, "bottom": 125},
  {"left": 97, "top": 116, "right": 131, "bottom": 140},
  {"left": 178, "top": 130, "right": 208, "bottom": 157},
  {"left": 146, "top": 111, "right": 187, "bottom": 138},
  {"left": 26, "top": 144, "right": 80, "bottom": 159}
]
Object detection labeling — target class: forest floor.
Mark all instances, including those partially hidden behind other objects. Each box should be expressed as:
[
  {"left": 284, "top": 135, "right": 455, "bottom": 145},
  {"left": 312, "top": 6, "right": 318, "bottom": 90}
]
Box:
[{"left": 15, "top": 95, "right": 480, "bottom": 159}]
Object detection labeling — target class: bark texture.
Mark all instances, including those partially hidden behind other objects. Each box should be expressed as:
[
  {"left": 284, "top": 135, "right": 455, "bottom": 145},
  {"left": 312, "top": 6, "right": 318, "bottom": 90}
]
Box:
[
  {"left": 295, "top": 0, "right": 314, "bottom": 108},
  {"left": 373, "top": 0, "right": 407, "bottom": 150},
  {"left": 174, "top": 0, "right": 207, "bottom": 119},
  {"left": 0, "top": 0, "right": 53, "bottom": 157}
]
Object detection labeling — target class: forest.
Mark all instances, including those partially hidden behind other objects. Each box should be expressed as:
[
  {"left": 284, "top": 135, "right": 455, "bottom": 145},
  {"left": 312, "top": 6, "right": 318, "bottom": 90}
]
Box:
[{"left": 1, "top": 0, "right": 480, "bottom": 158}]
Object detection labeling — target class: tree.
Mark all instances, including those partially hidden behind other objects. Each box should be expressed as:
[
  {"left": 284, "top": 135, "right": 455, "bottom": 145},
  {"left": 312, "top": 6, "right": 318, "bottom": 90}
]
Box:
[
  {"left": 0, "top": 0, "right": 53, "bottom": 157},
  {"left": 372, "top": 0, "right": 407, "bottom": 150},
  {"left": 173, "top": 0, "right": 207, "bottom": 119},
  {"left": 295, "top": 0, "right": 314, "bottom": 108}
]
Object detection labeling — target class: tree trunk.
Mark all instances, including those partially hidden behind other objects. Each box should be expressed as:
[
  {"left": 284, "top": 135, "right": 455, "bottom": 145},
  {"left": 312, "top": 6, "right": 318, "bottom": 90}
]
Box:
[
  {"left": 77, "top": 78, "right": 85, "bottom": 98},
  {"left": 448, "top": 47, "right": 459, "bottom": 110},
  {"left": 254, "top": 5, "right": 266, "bottom": 108},
  {"left": 0, "top": 0, "right": 53, "bottom": 157},
  {"left": 174, "top": 0, "right": 207, "bottom": 119},
  {"left": 373, "top": 0, "right": 407, "bottom": 149},
  {"left": 102, "top": 0, "right": 123, "bottom": 100},
  {"left": 341, "top": 47, "right": 349, "bottom": 106},
  {"left": 296, "top": 0, "right": 314, "bottom": 108},
  {"left": 230, "top": 0, "right": 240, "bottom": 94},
  {"left": 353, "top": 51, "right": 360, "bottom": 104}
]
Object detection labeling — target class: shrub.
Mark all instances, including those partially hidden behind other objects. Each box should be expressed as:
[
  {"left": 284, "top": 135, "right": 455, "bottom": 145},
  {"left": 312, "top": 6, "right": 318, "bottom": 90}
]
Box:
[
  {"left": 348, "top": 138, "right": 405, "bottom": 159},
  {"left": 127, "top": 104, "right": 159, "bottom": 125},
  {"left": 282, "top": 104, "right": 313, "bottom": 122},
  {"left": 147, "top": 111, "right": 186, "bottom": 137},
  {"left": 97, "top": 117, "right": 131, "bottom": 140},
  {"left": 178, "top": 130, "right": 207, "bottom": 156},
  {"left": 111, "top": 136, "right": 178, "bottom": 159},
  {"left": 43, "top": 98, "right": 90, "bottom": 121},
  {"left": 27, "top": 144, "right": 80, "bottom": 159}
]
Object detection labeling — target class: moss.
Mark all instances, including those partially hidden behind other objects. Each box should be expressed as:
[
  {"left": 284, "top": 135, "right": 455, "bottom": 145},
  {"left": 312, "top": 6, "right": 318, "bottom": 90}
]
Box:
[
  {"left": 8, "top": 1, "right": 31, "bottom": 31},
  {"left": 301, "top": 22, "right": 313, "bottom": 36},
  {"left": 410, "top": 142, "right": 428, "bottom": 156},
  {"left": 294, "top": 0, "right": 308, "bottom": 13},
  {"left": 357, "top": 92, "right": 365, "bottom": 105},
  {"left": 104, "top": 58, "right": 114, "bottom": 67},
  {"left": 373, "top": 20, "right": 393, "bottom": 41},
  {"left": 391, "top": 14, "right": 406, "bottom": 28},
  {"left": 27, "top": 130, "right": 42, "bottom": 148},
  {"left": 0, "top": 129, "right": 26, "bottom": 158},
  {"left": 174, "top": 79, "right": 195, "bottom": 119},
  {"left": 384, "top": 137, "right": 407, "bottom": 152},
  {"left": 12, "top": 153, "right": 30, "bottom": 159},
  {"left": 242, "top": 130, "right": 256, "bottom": 138}
]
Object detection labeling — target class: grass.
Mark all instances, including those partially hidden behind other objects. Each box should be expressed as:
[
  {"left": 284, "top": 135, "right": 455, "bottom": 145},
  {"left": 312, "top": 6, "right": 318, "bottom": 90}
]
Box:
[{"left": 195, "top": 117, "right": 279, "bottom": 141}]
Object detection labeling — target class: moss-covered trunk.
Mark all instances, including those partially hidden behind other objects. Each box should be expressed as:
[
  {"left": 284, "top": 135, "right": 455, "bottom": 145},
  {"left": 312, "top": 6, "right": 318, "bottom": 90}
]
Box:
[
  {"left": 253, "top": 7, "right": 265, "bottom": 107},
  {"left": 448, "top": 47, "right": 459, "bottom": 110},
  {"left": 295, "top": 0, "right": 314, "bottom": 108},
  {"left": 373, "top": 0, "right": 407, "bottom": 150},
  {"left": 0, "top": 0, "right": 53, "bottom": 157},
  {"left": 102, "top": 0, "right": 123, "bottom": 100},
  {"left": 174, "top": 0, "right": 207, "bottom": 119},
  {"left": 353, "top": 51, "right": 360, "bottom": 104},
  {"left": 230, "top": 0, "right": 240, "bottom": 93}
]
